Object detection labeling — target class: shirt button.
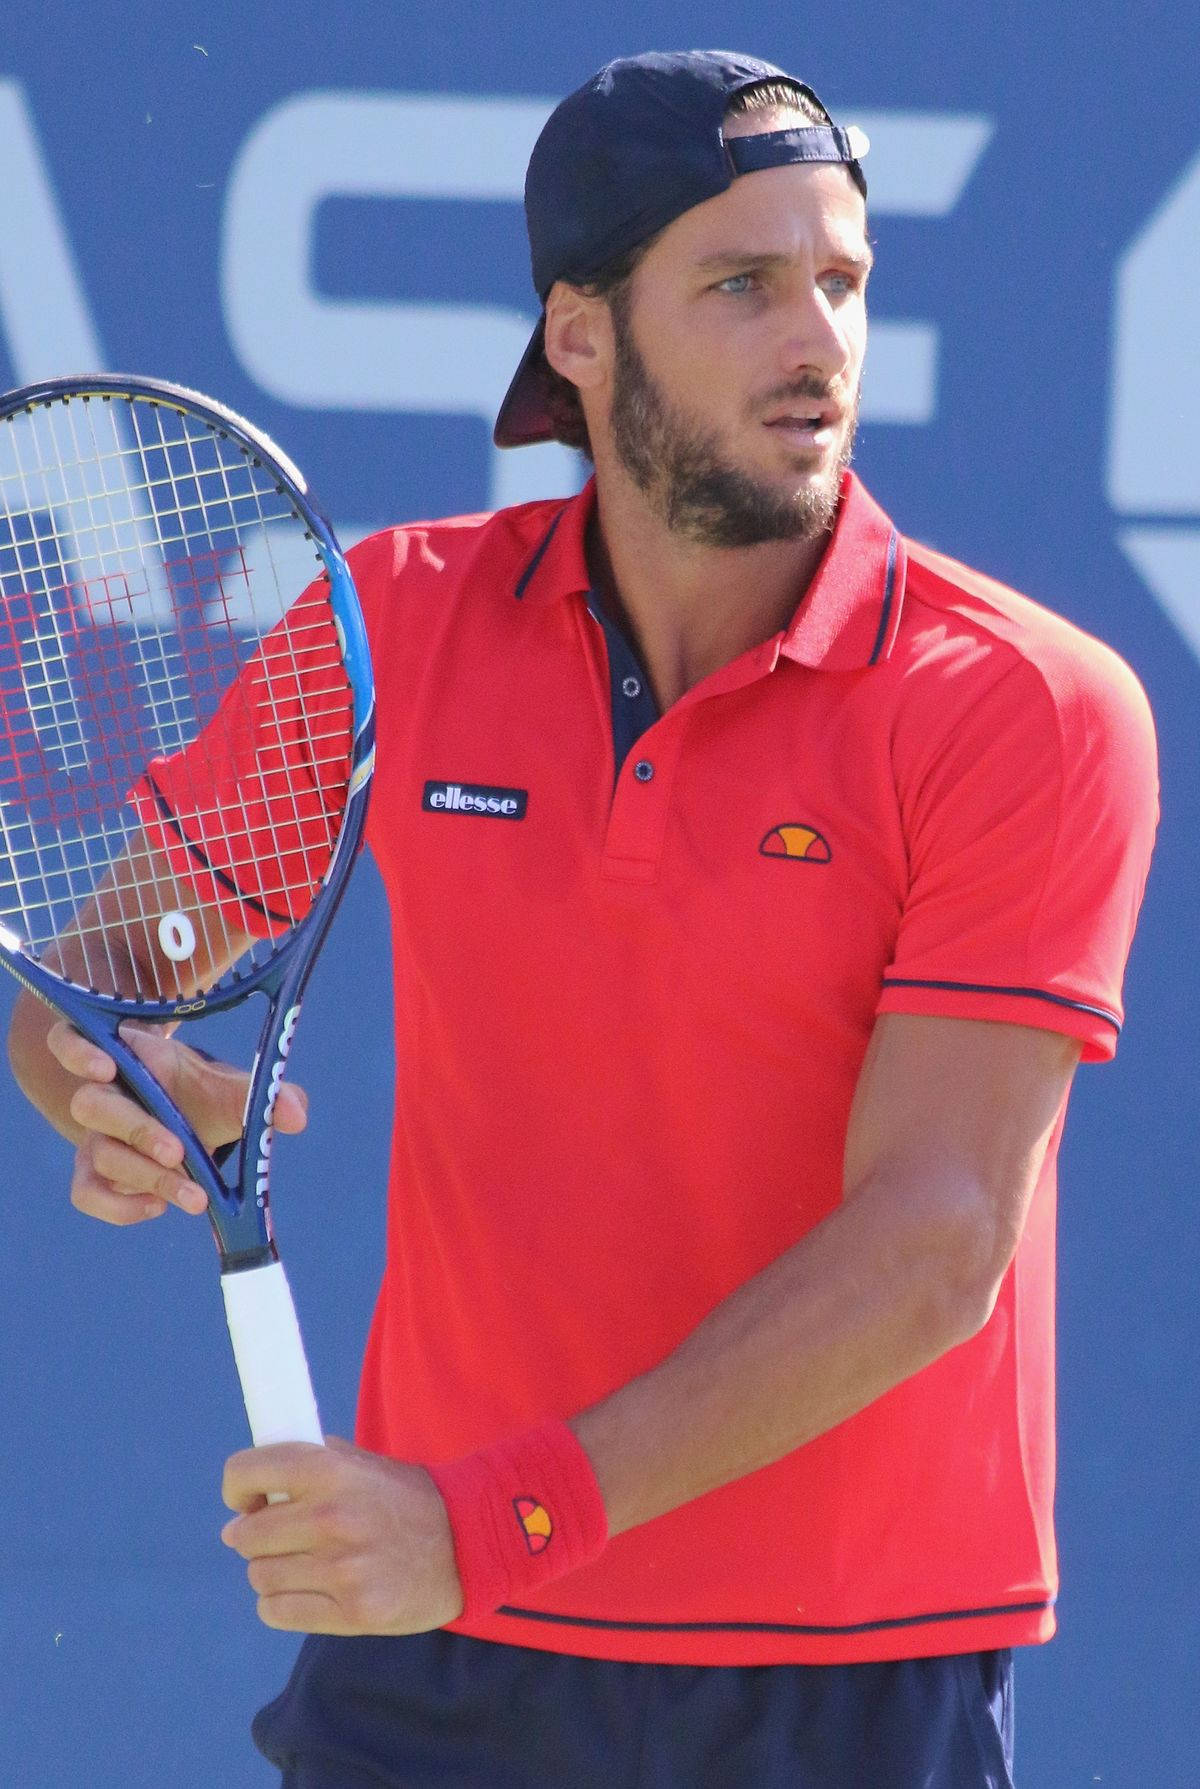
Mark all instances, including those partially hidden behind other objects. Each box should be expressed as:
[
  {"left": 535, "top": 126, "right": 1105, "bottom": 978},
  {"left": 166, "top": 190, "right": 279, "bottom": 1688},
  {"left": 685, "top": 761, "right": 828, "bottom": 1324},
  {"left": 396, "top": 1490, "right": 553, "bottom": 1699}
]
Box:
[
  {"left": 622, "top": 675, "right": 642, "bottom": 699},
  {"left": 633, "top": 759, "right": 654, "bottom": 782}
]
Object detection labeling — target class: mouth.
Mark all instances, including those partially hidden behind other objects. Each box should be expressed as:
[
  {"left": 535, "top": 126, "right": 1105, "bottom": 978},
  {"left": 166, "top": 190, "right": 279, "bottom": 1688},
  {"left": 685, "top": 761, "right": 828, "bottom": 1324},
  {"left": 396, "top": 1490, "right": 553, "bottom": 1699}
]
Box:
[{"left": 762, "top": 404, "right": 841, "bottom": 448}]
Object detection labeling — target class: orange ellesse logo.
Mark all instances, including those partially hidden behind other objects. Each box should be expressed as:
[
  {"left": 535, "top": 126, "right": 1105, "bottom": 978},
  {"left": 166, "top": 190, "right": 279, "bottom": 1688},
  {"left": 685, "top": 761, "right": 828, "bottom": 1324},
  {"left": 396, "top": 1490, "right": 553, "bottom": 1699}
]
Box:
[
  {"left": 514, "top": 1497, "right": 553, "bottom": 1555},
  {"left": 759, "top": 823, "right": 832, "bottom": 862}
]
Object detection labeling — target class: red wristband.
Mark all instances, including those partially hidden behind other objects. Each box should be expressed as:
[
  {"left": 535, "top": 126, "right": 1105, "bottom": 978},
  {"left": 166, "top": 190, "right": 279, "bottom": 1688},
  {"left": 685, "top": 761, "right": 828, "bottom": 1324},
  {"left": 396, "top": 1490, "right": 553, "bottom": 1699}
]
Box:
[{"left": 428, "top": 1419, "right": 609, "bottom": 1622}]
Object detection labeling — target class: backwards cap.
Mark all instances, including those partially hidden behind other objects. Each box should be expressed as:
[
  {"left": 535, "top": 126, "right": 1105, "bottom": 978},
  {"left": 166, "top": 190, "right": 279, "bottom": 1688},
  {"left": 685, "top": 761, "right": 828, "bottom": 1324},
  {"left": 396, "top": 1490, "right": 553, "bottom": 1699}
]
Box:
[{"left": 494, "top": 50, "right": 868, "bottom": 448}]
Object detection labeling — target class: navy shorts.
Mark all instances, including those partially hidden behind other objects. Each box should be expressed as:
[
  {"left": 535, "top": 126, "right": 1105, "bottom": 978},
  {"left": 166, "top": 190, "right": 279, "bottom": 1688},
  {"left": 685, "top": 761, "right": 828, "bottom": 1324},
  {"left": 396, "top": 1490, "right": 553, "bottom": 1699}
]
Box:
[{"left": 253, "top": 1628, "right": 1015, "bottom": 1787}]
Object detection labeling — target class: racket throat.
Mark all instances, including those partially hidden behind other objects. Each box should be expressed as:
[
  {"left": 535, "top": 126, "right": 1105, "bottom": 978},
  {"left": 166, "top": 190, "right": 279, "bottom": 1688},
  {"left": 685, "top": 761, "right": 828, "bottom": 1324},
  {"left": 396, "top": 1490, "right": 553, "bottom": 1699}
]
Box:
[{"left": 219, "top": 1241, "right": 280, "bottom": 1275}]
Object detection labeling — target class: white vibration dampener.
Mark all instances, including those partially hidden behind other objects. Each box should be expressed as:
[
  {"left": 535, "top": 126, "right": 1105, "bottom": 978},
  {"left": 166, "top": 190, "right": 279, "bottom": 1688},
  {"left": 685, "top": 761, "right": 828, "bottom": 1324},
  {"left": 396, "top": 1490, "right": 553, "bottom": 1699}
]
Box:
[{"left": 157, "top": 910, "right": 197, "bottom": 963}]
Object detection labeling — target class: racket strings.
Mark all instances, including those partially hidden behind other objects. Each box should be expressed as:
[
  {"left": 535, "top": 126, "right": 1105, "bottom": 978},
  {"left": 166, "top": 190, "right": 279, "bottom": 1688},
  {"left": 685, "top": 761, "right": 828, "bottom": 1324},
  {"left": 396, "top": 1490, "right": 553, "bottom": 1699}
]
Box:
[{"left": 0, "top": 392, "right": 353, "bottom": 1004}]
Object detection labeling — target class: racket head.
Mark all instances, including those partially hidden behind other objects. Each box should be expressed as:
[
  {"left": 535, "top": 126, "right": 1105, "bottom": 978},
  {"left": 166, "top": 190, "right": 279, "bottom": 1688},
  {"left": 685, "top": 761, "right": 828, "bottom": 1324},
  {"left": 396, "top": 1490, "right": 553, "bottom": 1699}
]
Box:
[{"left": 0, "top": 373, "right": 375, "bottom": 1261}]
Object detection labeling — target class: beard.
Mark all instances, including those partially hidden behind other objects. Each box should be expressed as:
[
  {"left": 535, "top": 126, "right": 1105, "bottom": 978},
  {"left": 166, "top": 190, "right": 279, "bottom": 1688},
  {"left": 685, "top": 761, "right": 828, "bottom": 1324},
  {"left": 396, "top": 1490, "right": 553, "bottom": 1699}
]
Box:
[{"left": 608, "top": 295, "right": 858, "bottom": 550}]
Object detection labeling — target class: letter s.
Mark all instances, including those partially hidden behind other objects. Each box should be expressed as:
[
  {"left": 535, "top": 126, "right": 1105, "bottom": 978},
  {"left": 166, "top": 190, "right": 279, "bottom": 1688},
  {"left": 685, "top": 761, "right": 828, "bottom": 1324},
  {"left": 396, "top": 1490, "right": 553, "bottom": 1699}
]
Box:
[{"left": 220, "top": 92, "right": 581, "bottom": 510}]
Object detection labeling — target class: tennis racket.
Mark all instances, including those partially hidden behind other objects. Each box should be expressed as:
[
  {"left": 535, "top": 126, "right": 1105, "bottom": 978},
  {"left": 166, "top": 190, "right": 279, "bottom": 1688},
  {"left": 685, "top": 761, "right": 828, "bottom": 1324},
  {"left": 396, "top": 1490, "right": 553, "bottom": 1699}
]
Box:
[{"left": 0, "top": 373, "right": 374, "bottom": 1452}]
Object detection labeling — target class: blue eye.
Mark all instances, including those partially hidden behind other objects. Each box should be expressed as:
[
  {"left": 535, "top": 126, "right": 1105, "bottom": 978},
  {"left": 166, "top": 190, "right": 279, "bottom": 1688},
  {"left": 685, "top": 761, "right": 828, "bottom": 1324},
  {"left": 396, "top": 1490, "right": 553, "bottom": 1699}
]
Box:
[
  {"left": 718, "top": 273, "right": 755, "bottom": 295},
  {"left": 822, "top": 271, "right": 865, "bottom": 298}
]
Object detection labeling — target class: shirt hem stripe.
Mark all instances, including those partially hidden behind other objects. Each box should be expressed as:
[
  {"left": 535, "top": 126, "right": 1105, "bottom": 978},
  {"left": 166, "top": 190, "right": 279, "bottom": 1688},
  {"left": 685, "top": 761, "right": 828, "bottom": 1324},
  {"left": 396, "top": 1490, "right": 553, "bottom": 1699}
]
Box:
[{"left": 493, "top": 1597, "right": 1053, "bottom": 1637}]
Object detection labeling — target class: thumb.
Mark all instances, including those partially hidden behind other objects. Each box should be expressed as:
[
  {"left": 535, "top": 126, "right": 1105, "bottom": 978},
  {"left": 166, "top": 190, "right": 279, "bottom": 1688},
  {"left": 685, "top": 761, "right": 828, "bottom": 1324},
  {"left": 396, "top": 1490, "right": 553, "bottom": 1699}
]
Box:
[{"left": 272, "top": 1079, "right": 309, "bottom": 1135}]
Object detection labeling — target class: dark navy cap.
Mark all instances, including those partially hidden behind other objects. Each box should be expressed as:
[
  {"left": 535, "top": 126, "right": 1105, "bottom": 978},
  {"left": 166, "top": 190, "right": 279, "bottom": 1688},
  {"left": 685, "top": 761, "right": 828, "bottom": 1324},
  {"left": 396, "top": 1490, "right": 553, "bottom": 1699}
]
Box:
[{"left": 494, "top": 50, "right": 869, "bottom": 449}]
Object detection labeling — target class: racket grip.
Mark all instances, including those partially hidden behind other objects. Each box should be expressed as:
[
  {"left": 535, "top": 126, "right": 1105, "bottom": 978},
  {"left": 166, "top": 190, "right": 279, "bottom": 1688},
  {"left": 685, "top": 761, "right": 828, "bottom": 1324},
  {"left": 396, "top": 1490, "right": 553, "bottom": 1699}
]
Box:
[{"left": 220, "top": 1260, "right": 323, "bottom": 1451}]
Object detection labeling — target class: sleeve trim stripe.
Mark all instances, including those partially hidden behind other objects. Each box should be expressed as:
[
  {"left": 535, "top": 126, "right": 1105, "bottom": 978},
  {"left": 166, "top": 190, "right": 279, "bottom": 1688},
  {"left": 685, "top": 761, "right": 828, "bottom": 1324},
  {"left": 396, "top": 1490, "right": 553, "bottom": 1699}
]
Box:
[
  {"left": 144, "top": 771, "right": 292, "bottom": 929},
  {"left": 881, "top": 977, "right": 1121, "bottom": 1031}
]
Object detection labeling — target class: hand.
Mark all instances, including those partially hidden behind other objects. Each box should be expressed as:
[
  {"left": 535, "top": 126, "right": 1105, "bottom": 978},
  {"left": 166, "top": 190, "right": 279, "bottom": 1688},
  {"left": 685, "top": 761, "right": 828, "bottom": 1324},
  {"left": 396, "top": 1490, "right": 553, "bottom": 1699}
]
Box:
[
  {"left": 220, "top": 1437, "right": 463, "bottom": 1634},
  {"left": 48, "top": 1020, "right": 308, "bottom": 1225}
]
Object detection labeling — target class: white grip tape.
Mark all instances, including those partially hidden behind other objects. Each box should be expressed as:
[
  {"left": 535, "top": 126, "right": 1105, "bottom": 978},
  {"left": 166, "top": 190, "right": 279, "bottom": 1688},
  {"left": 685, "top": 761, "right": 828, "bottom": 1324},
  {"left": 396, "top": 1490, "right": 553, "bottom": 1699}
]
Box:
[{"left": 220, "top": 1260, "right": 323, "bottom": 1450}]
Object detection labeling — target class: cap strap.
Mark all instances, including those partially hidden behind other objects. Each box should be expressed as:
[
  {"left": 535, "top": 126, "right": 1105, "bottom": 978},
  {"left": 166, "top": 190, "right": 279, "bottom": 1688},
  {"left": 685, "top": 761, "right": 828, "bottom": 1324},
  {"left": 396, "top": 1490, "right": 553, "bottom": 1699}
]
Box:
[{"left": 726, "top": 125, "right": 868, "bottom": 195}]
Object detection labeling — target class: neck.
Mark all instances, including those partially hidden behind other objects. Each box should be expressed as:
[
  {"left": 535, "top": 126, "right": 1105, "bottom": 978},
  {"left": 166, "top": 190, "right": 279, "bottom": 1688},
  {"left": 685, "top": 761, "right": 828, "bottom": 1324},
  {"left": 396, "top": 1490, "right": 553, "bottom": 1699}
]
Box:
[{"left": 587, "top": 460, "right": 834, "bottom": 712}]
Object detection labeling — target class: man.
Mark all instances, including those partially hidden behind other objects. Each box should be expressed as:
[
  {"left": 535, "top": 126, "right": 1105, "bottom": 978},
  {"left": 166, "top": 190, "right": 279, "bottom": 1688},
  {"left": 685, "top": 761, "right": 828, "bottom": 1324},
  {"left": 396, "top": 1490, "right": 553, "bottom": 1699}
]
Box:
[{"left": 8, "top": 49, "right": 1158, "bottom": 1788}]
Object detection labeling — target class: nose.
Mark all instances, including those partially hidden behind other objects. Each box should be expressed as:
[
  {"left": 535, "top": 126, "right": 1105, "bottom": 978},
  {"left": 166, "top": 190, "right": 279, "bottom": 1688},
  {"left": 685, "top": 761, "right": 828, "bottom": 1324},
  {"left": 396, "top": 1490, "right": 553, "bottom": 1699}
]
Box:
[{"left": 775, "top": 282, "right": 854, "bottom": 388}]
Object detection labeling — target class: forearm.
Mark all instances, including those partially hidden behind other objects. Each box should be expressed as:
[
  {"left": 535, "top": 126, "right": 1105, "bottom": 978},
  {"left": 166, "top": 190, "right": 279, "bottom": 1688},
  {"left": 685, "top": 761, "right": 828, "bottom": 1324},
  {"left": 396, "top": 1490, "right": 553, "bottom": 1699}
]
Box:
[
  {"left": 571, "top": 1169, "right": 999, "bottom": 1538},
  {"left": 7, "top": 989, "right": 94, "bottom": 1143}
]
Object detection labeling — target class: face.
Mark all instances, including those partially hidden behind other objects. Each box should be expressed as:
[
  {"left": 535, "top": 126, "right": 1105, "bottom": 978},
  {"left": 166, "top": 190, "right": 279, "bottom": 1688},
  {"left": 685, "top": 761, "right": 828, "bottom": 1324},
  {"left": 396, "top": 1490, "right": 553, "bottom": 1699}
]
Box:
[{"left": 603, "top": 112, "right": 871, "bottom": 548}]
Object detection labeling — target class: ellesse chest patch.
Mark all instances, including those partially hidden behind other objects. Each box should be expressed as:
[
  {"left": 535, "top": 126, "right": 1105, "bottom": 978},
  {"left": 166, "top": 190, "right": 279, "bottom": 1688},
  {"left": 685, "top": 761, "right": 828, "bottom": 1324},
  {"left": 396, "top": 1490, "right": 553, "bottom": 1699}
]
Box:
[{"left": 422, "top": 780, "right": 528, "bottom": 819}]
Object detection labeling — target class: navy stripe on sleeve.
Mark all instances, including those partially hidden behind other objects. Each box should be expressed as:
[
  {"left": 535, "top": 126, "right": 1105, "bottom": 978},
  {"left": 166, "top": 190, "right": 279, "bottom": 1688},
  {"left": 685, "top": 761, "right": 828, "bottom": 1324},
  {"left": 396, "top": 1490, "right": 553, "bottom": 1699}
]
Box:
[
  {"left": 145, "top": 772, "right": 292, "bottom": 929},
  {"left": 881, "top": 976, "right": 1121, "bottom": 1032}
]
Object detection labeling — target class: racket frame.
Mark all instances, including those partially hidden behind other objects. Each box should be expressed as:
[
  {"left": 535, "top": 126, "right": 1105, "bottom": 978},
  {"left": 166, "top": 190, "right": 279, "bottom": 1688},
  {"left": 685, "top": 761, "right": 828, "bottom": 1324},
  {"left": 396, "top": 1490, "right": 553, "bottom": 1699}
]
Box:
[{"left": 0, "top": 373, "right": 376, "bottom": 1274}]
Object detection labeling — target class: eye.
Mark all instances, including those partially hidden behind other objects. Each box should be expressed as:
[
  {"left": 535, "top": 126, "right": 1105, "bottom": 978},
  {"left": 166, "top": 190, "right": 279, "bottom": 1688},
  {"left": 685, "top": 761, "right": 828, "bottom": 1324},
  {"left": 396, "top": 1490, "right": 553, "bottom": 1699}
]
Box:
[
  {"left": 821, "top": 270, "right": 864, "bottom": 299},
  {"left": 716, "top": 272, "right": 756, "bottom": 295}
]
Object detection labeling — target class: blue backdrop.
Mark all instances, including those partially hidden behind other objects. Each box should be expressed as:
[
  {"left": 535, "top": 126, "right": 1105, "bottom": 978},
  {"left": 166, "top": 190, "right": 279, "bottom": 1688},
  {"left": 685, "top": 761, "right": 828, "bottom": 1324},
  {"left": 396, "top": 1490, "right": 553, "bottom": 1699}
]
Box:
[{"left": 1, "top": 3, "right": 1196, "bottom": 1783}]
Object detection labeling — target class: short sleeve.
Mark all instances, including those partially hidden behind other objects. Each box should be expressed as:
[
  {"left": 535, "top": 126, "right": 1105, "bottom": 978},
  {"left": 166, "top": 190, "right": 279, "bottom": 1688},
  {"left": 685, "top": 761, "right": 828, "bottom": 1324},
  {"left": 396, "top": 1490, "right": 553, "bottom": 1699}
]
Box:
[
  {"left": 128, "top": 579, "right": 352, "bottom": 939},
  {"left": 878, "top": 639, "right": 1159, "bottom": 1061}
]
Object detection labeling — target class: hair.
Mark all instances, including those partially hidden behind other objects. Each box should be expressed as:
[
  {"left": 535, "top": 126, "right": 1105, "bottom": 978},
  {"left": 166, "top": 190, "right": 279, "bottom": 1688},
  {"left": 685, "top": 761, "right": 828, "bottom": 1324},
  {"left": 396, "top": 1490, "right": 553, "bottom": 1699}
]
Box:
[
  {"left": 724, "top": 79, "right": 827, "bottom": 126},
  {"left": 539, "top": 78, "right": 825, "bottom": 457}
]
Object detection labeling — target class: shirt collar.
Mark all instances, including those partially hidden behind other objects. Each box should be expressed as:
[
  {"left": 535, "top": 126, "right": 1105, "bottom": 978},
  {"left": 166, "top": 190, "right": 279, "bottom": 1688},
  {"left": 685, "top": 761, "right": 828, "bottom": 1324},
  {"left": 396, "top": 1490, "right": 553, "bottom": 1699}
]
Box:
[
  {"left": 513, "top": 483, "right": 595, "bottom": 604},
  {"left": 514, "top": 470, "right": 906, "bottom": 672},
  {"left": 778, "top": 472, "right": 906, "bottom": 671}
]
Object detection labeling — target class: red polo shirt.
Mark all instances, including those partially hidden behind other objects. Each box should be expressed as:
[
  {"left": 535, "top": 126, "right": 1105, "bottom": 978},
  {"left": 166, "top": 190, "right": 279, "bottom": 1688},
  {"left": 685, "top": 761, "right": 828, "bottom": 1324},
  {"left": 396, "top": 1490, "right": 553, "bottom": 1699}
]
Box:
[{"left": 148, "top": 472, "right": 1160, "bottom": 1663}]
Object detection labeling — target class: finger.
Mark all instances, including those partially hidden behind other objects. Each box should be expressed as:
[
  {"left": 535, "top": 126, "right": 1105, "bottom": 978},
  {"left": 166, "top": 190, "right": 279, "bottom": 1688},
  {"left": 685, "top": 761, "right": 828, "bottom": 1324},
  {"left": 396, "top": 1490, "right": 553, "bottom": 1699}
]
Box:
[
  {"left": 69, "top": 1149, "right": 170, "bottom": 1226},
  {"left": 120, "top": 1025, "right": 257, "bottom": 1149},
  {"left": 246, "top": 1551, "right": 324, "bottom": 1598},
  {"left": 226, "top": 1503, "right": 331, "bottom": 1567},
  {"left": 254, "top": 1591, "right": 345, "bottom": 1633},
  {"left": 86, "top": 1133, "right": 207, "bottom": 1216},
  {"left": 46, "top": 1020, "right": 117, "bottom": 1083},
  {"left": 222, "top": 1441, "right": 329, "bottom": 1514},
  {"left": 221, "top": 1501, "right": 322, "bottom": 1559},
  {"left": 69, "top": 1079, "right": 187, "bottom": 1168}
]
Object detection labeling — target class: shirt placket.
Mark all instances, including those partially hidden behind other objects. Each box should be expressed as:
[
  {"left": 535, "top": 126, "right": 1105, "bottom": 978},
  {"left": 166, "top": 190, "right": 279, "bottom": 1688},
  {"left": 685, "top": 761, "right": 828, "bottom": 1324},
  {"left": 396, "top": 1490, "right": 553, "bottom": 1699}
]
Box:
[{"left": 582, "top": 590, "right": 782, "bottom": 883}]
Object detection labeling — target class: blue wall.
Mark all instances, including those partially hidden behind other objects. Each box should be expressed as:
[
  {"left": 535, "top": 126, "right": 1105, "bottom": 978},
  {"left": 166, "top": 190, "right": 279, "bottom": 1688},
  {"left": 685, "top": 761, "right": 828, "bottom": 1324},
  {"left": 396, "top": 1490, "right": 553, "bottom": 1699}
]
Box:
[{"left": 1, "top": 4, "right": 1196, "bottom": 1782}]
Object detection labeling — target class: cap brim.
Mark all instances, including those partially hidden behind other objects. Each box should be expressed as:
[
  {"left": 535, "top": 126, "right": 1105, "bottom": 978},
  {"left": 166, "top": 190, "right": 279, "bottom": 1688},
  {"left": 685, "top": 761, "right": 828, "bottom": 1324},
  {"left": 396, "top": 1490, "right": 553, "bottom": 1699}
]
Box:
[{"left": 493, "top": 315, "right": 555, "bottom": 448}]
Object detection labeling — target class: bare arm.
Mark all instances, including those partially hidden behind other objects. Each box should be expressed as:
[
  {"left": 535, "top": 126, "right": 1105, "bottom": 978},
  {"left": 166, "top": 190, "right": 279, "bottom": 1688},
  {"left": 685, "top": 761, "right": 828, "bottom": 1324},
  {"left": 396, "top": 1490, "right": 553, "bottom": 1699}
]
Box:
[
  {"left": 571, "top": 1011, "right": 1080, "bottom": 1535},
  {"left": 220, "top": 1010, "right": 1081, "bottom": 1634}
]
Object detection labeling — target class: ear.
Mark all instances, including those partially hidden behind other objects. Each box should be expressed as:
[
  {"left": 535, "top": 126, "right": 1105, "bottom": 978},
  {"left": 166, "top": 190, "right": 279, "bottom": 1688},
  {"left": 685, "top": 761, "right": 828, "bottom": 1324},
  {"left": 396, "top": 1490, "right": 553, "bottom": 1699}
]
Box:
[{"left": 543, "top": 280, "right": 611, "bottom": 395}]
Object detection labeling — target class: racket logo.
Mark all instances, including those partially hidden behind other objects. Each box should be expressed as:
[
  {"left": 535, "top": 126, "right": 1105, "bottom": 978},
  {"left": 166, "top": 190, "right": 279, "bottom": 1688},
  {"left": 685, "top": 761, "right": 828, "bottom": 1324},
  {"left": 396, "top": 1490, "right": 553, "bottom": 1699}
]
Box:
[{"left": 255, "top": 1003, "right": 302, "bottom": 1198}]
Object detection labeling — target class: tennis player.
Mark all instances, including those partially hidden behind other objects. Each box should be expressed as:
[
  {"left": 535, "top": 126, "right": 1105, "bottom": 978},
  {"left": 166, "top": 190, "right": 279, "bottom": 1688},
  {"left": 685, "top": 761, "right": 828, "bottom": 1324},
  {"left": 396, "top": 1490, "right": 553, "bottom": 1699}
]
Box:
[{"left": 10, "top": 50, "right": 1158, "bottom": 1788}]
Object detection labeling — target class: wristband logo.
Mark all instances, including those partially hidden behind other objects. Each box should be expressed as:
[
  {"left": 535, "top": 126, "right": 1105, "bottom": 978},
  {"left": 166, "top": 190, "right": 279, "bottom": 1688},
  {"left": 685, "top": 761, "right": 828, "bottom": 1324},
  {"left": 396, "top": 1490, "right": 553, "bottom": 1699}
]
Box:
[{"left": 513, "top": 1497, "right": 553, "bottom": 1555}]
